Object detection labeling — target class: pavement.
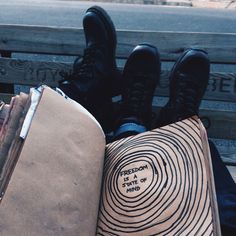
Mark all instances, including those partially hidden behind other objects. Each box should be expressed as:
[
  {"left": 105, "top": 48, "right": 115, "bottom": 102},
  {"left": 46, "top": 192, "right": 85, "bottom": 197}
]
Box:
[{"left": 77, "top": 0, "right": 236, "bottom": 8}]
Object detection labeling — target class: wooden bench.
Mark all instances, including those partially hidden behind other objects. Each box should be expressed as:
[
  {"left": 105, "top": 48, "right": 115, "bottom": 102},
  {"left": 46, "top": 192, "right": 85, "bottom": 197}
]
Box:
[{"left": 0, "top": 24, "right": 235, "bottom": 181}]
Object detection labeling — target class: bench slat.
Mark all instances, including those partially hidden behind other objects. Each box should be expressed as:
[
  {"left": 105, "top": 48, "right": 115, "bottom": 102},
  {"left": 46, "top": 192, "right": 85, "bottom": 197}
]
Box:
[
  {"left": 1, "top": 25, "right": 236, "bottom": 63},
  {"left": 0, "top": 57, "right": 70, "bottom": 87},
  {"left": 0, "top": 57, "right": 235, "bottom": 102},
  {"left": 157, "top": 71, "right": 236, "bottom": 102},
  {"left": 199, "top": 108, "right": 236, "bottom": 140},
  {"left": 151, "top": 106, "right": 236, "bottom": 140}
]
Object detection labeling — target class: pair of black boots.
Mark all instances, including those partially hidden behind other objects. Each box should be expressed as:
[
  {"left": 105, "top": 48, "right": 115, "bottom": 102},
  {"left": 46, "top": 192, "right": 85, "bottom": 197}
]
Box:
[{"left": 59, "top": 6, "right": 210, "bottom": 137}]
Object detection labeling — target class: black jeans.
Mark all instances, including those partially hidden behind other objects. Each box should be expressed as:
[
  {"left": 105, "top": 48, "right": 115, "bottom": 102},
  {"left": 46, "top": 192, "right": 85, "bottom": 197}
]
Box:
[{"left": 209, "top": 140, "right": 236, "bottom": 236}]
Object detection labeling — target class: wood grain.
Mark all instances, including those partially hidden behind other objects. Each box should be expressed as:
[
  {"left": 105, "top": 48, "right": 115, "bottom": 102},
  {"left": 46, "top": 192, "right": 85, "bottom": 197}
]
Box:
[
  {"left": 150, "top": 106, "right": 236, "bottom": 140},
  {"left": 156, "top": 71, "right": 236, "bottom": 102},
  {"left": 0, "top": 25, "right": 85, "bottom": 56},
  {"left": 199, "top": 108, "right": 236, "bottom": 140},
  {"left": 0, "top": 25, "right": 236, "bottom": 63},
  {"left": 0, "top": 57, "right": 72, "bottom": 87},
  {"left": 0, "top": 57, "right": 235, "bottom": 102}
]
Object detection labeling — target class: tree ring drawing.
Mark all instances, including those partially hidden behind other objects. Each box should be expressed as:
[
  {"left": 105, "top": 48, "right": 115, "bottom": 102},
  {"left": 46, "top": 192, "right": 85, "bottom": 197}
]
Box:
[{"left": 97, "top": 118, "right": 217, "bottom": 236}]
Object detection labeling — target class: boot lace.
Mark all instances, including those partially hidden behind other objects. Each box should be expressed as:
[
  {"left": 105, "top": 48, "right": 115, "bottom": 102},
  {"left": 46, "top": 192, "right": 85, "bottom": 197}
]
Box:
[
  {"left": 123, "top": 74, "right": 152, "bottom": 117},
  {"left": 175, "top": 72, "right": 199, "bottom": 117},
  {"left": 61, "top": 46, "right": 97, "bottom": 84},
  {"left": 175, "top": 72, "right": 211, "bottom": 129},
  {"left": 156, "top": 72, "right": 210, "bottom": 128},
  {"left": 74, "top": 47, "right": 96, "bottom": 80}
]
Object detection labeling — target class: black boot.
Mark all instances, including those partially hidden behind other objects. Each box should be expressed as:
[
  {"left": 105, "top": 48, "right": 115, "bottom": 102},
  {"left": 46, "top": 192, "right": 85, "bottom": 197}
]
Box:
[
  {"left": 156, "top": 48, "right": 210, "bottom": 128},
  {"left": 59, "top": 6, "right": 121, "bottom": 133},
  {"left": 114, "top": 44, "right": 161, "bottom": 140}
]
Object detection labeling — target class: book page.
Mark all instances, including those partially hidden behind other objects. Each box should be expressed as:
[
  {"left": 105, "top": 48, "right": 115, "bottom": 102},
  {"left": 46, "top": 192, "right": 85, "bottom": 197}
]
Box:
[
  {"left": 0, "top": 87, "right": 106, "bottom": 236},
  {"left": 97, "top": 117, "right": 220, "bottom": 235},
  {"left": 0, "top": 93, "right": 30, "bottom": 200}
]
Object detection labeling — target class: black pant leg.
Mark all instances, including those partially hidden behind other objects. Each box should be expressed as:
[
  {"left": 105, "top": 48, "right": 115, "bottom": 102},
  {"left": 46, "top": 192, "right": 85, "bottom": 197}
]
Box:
[{"left": 209, "top": 140, "right": 236, "bottom": 236}]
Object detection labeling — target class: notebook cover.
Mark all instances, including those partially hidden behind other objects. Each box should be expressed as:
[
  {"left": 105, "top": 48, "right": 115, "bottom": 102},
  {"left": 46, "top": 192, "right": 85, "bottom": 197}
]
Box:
[{"left": 97, "top": 116, "right": 221, "bottom": 235}]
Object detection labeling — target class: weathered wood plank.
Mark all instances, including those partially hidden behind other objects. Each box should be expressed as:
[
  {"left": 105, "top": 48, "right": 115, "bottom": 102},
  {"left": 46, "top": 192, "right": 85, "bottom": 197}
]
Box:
[
  {"left": 199, "top": 108, "right": 236, "bottom": 140},
  {"left": 152, "top": 106, "right": 236, "bottom": 140},
  {"left": 157, "top": 71, "right": 236, "bottom": 102},
  {"left": 0, "top": 57, "right": 71, "bottom": 87},
  {"left": 117, "top": 30, "right": 236, "bottom": 63},
  {"left": 0, "top": 25, "right": 85, "bottom": 56},
  {"left": 0, "top": 57, "right": 236, "bottom": 102},
  {"left": 0, "top": 25, "right": 236, "bottom": 63}
]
